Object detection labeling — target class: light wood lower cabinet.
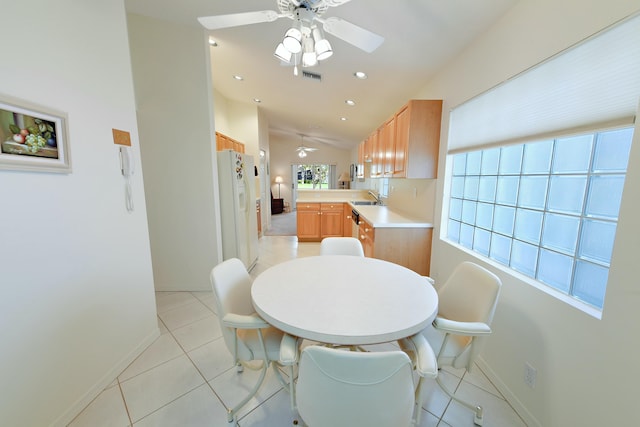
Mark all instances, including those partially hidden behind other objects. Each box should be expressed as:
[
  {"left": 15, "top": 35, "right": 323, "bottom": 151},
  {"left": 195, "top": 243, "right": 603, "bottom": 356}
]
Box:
[
  {"left": 297, "top": 202, "right": 345, "bottom": 242},
  {"left": 297, "top": 203, "right": 321, "bottom": 241},
  {"left": 358, "top": 217, "right": 432, "bottom": 276},
  {"left": 320, "top": 203, "right": 343, "bottom": 238},
  {"left": 343, "top": 204, "right": 354, "bottom": 237}
]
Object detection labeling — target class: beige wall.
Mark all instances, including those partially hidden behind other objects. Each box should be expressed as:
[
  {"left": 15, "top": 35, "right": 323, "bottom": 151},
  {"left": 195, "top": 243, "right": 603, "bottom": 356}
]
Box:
[
  {"left": 0, "top": 1, "right": 158, "bottom": 425},
  {"left": 128, "top": 13, "right": 221, "bottom": 291},
  {"left": 418, "top": 1, "right": 640, "bottom": 426}
]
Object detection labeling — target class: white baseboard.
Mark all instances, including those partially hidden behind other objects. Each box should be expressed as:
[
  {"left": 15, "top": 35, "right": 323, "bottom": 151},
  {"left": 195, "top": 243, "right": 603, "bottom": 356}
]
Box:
[
  {"left": 476, "top": 357, "right": 542, "bottom": 427},
  {"left": 50, "top": 327, "right": 161, "bottom": 427}
]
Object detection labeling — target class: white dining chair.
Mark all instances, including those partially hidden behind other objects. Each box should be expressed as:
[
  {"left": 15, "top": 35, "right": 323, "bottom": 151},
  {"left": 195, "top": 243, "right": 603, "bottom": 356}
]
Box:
[
  {"left": 410, "top": 261, "right": 502, "bottom": 426},
  {"left": 320, "top": 236, "right": 365, "bottom": 256},
  {"left": 296, "top": 344, "right": 432, "bottom": 427},
  {"left": 210, "top": 258, "right": 299, "bottom": 425}
]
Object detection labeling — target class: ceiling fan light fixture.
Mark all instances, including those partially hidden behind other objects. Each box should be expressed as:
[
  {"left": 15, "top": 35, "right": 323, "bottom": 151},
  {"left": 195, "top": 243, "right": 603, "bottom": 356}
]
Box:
[
  {"left": 298, "top": 150, "right": 307, "bottom": 158},
  {"left": 315, "top": 39, "right": 333, "bottom": 61},
  {"left": 274, "top": 42, "right": 293, "bottom": 63},
  {"left": 302, "top": 37, "right": 318, "bottom": 67},
  {"left": 312, "top": 27, "right": 333, "bottom": 61},
  {"left": 282, "top": 27, "right": 303, "bottom": 54}
]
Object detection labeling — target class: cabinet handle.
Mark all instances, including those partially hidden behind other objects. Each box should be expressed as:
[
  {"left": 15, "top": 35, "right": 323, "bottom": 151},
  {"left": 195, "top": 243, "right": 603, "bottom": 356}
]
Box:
[{"left": 360, "top": 235, "right": 365, "bottom": 240}]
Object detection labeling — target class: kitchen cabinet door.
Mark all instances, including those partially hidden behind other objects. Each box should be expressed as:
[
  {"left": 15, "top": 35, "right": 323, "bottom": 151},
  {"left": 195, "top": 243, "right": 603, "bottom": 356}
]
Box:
[
  {"left": 369, "top": 129, "right": 381, "bottom": 177},
  {"left": 343, "top": 203, "right": 353, "bottom": 237},
  {"left": 381, "top": 117, "right": 395, "bottom": 177},
  {"left": 216, "top": 131, "right": 245, "bottom": 153},
  {"left": 393, "top": 100, "right": 442, "bottom": 178},
  {"left": 297, "top": 203, "right": 321, "bottom": 241},
  {"left": 320, "top": 203, "right": 343, "bottom": 237},
  {"left": 358, "top": 219, "right": 375, "bottom": 258}
]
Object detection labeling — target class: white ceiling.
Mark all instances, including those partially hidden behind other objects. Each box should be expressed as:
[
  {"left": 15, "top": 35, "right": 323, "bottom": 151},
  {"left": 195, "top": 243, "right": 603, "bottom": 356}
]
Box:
[{"left": 125, "top": 0, "right": 518, "bottom": 151}]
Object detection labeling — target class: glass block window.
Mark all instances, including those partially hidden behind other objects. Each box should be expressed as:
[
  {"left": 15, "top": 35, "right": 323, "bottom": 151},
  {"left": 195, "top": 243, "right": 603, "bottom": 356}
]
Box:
[{"left": 446, "top": 127, "right": 634, "bottom": 310}]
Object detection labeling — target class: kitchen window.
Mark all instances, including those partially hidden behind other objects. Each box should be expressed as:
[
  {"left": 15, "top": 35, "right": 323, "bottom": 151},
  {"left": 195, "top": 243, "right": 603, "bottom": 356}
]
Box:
[
  {"left": 446, "top": 127, "right": 633, "bottom": 310},
  {"left": 296, "top": 164, "right": 336, "bottom": 189},
  {"left": 444, "top": 14, "right": 639, "bottom": 315}
]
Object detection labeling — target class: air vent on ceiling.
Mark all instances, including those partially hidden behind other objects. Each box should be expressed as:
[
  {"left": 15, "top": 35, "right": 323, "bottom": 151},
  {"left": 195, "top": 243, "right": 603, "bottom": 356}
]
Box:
[{"left": 302, "top": 70, "right": 322, "bottom": 81}]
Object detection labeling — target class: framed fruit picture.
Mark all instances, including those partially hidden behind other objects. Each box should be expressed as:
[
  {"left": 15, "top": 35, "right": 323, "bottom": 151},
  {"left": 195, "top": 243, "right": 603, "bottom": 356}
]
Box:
[{"left": 0, "top": 94, "right": 71, "bottom": 173}]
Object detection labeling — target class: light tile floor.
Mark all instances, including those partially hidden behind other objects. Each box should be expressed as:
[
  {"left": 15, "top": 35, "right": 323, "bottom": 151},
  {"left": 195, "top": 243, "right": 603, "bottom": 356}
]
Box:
[{"left": 68, "top": 236, "right": 527, "bottom": 427}]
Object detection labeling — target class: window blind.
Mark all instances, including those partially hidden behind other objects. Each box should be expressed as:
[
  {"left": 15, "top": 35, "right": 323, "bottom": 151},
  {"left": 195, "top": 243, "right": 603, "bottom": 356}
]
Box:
[{"left": 448, "top": 13, "right": 640, "bottom": 153}]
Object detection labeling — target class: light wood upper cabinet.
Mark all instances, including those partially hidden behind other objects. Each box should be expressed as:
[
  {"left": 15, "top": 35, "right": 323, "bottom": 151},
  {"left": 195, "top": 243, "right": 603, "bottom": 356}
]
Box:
[
  {"left": 393, "top": 100, "right": 442, "bottom": 178},
  {"left": 369, "top": 128, "right": 381, "bottom": 177},
  {"left": 381, "top": 117, "right": 395, "bottom": 177},
  {"left": 215, "top": 132, "right": 245, "bottom": 153},
  {"left": 357, "top": 99, "right": 442, "bottom": 180}
]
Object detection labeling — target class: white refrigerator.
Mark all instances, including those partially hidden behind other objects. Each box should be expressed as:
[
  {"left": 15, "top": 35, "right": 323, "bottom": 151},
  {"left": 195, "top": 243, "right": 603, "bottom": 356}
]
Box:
[{"left": 217, "top": 150, "right": 259, "bottom": 270}]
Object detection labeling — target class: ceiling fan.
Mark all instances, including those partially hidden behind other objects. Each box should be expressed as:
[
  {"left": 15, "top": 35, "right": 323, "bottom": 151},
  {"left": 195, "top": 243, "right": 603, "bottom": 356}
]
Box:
[
  {"left": 198, "top": 0, "right": 384, "bottom": 73},
  {"left": 295, "top": 144, "right": 318, "bottom": 158}
]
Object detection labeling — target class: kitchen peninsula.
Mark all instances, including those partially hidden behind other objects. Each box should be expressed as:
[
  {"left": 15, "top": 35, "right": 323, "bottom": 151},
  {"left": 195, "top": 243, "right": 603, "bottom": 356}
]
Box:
[{"left": 296, "top": 189, "right": 433, "bottom": 275}]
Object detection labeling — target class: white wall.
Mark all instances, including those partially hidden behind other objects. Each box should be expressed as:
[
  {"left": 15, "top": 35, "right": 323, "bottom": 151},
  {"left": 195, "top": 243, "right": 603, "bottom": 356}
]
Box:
[
  {"left": 0, "top": 1, "right": 158, "bottom": 425},
  {"left": 127, "top": 13, "right": 221, "bottom": 291},
  {"left": 418, "top": 1, "right": 640, "bottom": 425}
]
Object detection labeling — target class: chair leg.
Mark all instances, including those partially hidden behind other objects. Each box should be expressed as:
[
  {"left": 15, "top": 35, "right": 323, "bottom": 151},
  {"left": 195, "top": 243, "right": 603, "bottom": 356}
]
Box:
[
  {"left": 413, "top": 377, "right": 425, "bottom": 426},
  {"left": 435, "top": 374, "right": 484, "bottom": 426},
  {"left": 271, "top": 363, "right": 297, "bottom": 411},
  {"left": 226, "top": 358, "right": 269, "bottom": 423}
]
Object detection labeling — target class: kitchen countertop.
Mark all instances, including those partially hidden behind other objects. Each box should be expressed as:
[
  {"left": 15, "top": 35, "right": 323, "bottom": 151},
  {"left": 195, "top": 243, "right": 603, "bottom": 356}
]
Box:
[
  {"left": 351, "top": 204, "right": 433, "bottom": 229},
  {"left": 296, "top": 197, "right": 433, "bottom": 229}
]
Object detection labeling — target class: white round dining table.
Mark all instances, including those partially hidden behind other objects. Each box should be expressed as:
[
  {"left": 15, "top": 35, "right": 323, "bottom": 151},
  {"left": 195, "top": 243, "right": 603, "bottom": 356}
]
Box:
[{"left": 251, "top": 255, "right": 438, "bottom": 345}]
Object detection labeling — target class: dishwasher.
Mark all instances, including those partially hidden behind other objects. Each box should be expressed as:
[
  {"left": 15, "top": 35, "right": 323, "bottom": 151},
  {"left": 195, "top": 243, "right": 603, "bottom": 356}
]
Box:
[{"left": 351, "top": 208, "right": 360, "bottom": 238}]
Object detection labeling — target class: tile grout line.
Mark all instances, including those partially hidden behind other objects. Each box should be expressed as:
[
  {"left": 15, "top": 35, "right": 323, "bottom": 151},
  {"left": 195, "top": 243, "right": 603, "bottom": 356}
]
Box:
[
  {"left": 166, "top": 313, "right": 234, "bottom": 415},
  {"left": 117, "top": 378, "right": 133, "bottom": 427},
  {"left": 121, "top": 322, "right": 209, "bottom": 425}
]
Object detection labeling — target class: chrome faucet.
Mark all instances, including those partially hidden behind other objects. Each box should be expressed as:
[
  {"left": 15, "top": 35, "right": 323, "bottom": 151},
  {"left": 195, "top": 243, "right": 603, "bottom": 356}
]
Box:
[{"left": 368, "top": 190, "right": 382, "bottom": 205}]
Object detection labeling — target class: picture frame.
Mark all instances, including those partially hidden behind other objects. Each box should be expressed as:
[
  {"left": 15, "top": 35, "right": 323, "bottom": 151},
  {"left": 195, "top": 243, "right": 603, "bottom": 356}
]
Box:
[{"left": 0, "top": 94, "right": 71, "bottom": 173}]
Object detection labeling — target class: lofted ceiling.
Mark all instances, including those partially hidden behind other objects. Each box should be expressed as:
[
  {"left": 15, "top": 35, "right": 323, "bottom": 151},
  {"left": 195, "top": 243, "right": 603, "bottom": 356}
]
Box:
[{"left": 125, "top": 0, "right": 518, "bottom": 151}]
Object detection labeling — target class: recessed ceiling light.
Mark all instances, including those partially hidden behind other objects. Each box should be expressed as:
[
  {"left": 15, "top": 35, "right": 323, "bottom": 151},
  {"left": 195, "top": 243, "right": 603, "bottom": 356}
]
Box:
[
  {"left": 340, "top": 117, "right": 348, "bottom": 121},
  {"left": 353, "top": 71, "right": 367, "bottom": 79},
  {"left": 253, "top": 98, "right": 261, "bottom": 103},
  {"left": 208, "top": 38, "right": 218, "bottom": 47},
  {"left": 233, "top": 75, "right": 243, "bottom": 81},
  {"left": 345, "top": 99, "right": 356, "bottom": 106}
]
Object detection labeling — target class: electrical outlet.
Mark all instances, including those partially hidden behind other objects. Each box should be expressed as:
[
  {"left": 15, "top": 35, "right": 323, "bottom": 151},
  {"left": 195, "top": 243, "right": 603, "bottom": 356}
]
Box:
[{"left": 524, "top": 362, "right": 537, "bottom": 388}]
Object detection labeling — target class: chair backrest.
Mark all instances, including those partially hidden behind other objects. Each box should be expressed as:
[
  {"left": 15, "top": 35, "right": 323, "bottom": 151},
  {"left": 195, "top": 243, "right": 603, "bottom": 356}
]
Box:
[
  {"left": 320, "top": 237, "right": 365, "bottom": 257},
  {"left": 437, "top": 261, "right": 502, "bottom": 325},
  {"left": 209, "top": 258, "right": 255, "bottom": 356},
  {"left": 430, "top": 262, "right": 502, "bottom": 371},
  {"left": 296, "top": 346, "right": 415, "bottom": 427}
]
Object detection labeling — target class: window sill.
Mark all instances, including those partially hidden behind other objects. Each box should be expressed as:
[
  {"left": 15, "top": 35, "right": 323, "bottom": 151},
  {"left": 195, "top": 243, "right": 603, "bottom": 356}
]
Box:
[{"left": 443, "top": 240, "right": 603, "bottom": 319}]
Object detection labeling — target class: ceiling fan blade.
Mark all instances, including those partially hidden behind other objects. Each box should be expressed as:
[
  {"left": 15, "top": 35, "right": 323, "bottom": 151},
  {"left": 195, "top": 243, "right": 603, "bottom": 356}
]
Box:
[
  {"left": 197, "top": 10, "right": 280, "bottom": 30},
  {"left": 322, "top": 0, "right": 355, "bottom": 6},
  {"left": 321, "top": 16, "right": 384, "bottom": 53}
]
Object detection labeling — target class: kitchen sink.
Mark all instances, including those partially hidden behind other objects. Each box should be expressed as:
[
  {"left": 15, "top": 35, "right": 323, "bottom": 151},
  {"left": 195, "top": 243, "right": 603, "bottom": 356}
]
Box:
[{"left": 351, "top": 200, "right": 378, "bottom": 206}]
